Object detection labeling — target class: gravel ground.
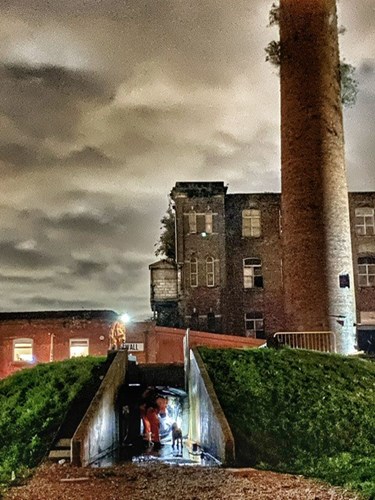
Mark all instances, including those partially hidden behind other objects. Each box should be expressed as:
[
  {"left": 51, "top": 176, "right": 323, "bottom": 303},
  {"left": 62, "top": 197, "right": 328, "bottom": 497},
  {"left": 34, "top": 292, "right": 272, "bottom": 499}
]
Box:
[{"left": 3, "top": 462, "right": 361, "bottom": 500}]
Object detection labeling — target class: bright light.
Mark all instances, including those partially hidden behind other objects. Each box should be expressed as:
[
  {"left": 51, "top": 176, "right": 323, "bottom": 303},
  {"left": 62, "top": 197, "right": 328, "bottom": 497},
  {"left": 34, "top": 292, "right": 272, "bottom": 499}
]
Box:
[{"left": 119, "top": 313, "right": 130, "bottom": 323}]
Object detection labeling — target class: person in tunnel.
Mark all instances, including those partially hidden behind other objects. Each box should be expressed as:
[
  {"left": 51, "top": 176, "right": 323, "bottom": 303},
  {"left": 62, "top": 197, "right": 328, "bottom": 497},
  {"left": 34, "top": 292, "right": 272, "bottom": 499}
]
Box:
[{"left": 139, "top": 387, "right": 164, "bottom": 450}]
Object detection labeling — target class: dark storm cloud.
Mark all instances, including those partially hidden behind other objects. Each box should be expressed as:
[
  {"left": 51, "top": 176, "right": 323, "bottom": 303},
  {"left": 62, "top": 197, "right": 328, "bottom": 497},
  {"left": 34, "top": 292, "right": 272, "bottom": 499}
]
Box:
[
  {"left": 72, "top": 259, "right": 109, "bottom": 278},
  {"left": 0, "top": 0, "right": 373, "bottom": 317},
  {"left": 0, "top": 241, "right": 55, "bottom": 269},
  {"left": 26, "top": 296, "right": 104, "bottom": 310},
  {"left": 0, "top": 63, "right": 113, "bottom": 141}
]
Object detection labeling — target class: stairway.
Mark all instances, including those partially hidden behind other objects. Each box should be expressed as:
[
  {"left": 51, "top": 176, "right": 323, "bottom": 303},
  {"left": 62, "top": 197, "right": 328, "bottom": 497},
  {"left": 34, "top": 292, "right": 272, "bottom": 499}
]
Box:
[{"left": 48, "top": 438, "right": 71, "bottom": 461}]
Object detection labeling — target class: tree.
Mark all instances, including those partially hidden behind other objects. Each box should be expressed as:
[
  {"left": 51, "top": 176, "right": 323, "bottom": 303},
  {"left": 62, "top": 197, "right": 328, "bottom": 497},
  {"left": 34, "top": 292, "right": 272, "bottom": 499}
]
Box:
[
  {"left": 155, "top": 204, "right": 176, "bottom": 260},
  {"left": 278, "top": 0, "right": 357, "bottom": 354}
]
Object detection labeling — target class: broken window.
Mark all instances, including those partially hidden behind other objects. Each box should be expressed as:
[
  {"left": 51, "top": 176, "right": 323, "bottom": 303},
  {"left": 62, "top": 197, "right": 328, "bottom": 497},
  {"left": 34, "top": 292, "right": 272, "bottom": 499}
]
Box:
[
  {"left": 243, "top": 258, "right": 263, "bottom": 289},
  {"left": 245, "top": 312, "right": 265, "bottom": 338}
]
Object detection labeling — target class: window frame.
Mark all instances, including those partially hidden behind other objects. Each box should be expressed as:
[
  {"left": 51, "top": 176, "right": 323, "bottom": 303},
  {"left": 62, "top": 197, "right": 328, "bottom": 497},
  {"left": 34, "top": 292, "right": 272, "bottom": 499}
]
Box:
[
  {"left": 244, "top": 312, "right": 264, "bottom": 337},
  {"left": 69, "top": 338, "right": 89, "bottom": 358},
  {"left": 355, "top": 207, "right": 375, "bottom": 236},
  {"left": 205, "top": 212, "right": 213, "bottom": 234},
  {"left": 206, "top": 256, "right": 215, "bottom": 287},
  {"left": 242, "top": 209, "right": 261, "bottom": 237},
  {"left": 358, "top": 256, "right": 375, "bottom": 287},
  {"left": 243, "top": 258, "right": 263, "bottom": 289},
  {"left": 190, "top": 257, "right": 198, "bottom": 287},
  {"left": 13, "top": 338, "right": 33, "bottom": 363},
  {"left": 188, "top": 211, "right": 197, "bottom": 234}
]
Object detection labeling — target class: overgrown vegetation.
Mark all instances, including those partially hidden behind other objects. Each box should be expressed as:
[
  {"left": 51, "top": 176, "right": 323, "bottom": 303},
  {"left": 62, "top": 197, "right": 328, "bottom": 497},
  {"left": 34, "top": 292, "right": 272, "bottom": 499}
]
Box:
[
  {"left": 199, "top": 347, "right": 375, "bottom": 498},
  {"left": 265, "top": 2, "right": 358, "bottom": 107},
  {"left": 155, "top": 203, "right": 176, "bottom": 259},
  {"left": 0, "top": 357, "right": 105, "bottom": 490}
]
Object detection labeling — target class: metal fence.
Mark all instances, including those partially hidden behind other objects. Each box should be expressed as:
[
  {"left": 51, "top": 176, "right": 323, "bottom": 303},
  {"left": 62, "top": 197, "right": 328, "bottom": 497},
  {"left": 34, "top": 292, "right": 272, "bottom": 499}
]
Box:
[{"left": 273, "top": 331, "right": 336, "bottom": 353}]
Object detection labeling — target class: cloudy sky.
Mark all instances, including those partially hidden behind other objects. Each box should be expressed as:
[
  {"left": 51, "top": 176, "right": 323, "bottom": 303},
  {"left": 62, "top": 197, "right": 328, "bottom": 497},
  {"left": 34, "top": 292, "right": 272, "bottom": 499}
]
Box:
[{"left": 0, "top": 1, "right": 374, "bottom": 319}]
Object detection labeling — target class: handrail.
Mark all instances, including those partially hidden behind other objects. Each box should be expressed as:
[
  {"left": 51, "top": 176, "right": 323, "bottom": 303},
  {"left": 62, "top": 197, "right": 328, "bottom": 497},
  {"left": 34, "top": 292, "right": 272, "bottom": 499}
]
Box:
[{"left": 273, "top": 331, "right": 336, "bottom": 353}]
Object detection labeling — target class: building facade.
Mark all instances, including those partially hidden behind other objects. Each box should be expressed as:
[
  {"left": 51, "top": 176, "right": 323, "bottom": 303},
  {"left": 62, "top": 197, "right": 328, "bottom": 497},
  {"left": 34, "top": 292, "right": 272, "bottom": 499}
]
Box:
[{"left": 150, "top": 182, "right": 375, "bottom": 343}]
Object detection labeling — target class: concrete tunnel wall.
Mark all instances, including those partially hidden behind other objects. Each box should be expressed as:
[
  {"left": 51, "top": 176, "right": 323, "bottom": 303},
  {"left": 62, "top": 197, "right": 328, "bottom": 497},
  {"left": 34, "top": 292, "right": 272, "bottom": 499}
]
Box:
[
  {"left": 188, "top": 347, "right": 235, "bottom": 465},
  {"left": 72, "top": 350, "right": 128, "bottom": 466}
]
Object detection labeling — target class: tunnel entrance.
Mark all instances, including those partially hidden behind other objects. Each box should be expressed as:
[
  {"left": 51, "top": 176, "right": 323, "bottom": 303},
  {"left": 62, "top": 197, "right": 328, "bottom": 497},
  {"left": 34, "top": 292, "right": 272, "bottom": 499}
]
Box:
[{"left": 91, "top": 381, "right": 219, "bottom": 467}]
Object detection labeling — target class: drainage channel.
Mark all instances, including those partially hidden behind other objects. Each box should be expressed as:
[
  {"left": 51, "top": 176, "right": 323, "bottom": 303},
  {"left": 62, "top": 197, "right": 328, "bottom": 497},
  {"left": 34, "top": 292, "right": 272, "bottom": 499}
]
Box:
[{"left": 91, "top": 385, "right": 220, "bottom": 468}]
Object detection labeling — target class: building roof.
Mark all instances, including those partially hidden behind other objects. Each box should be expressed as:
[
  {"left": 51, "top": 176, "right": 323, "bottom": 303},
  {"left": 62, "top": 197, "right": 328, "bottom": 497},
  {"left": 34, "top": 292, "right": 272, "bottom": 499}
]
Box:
[
  {"left": 171, "top": 181, "right": 227, "bottom": 198},
  {"left": 0, "top": 310, "right": 118, "bottom": 322},
  {"left": 149, "top": 259, "right": 177, "bottom": 270}
]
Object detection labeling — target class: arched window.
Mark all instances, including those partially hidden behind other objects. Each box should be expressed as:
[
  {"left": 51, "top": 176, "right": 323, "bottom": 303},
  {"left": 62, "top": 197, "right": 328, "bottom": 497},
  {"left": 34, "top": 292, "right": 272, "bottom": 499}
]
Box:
[
  {"left": 206, "top": 256, "right": 215, "bottom": 287},
  {"left": 190, "top": 257, "right": 198, "bottom": 287},
  {"left": 243, "top": 258, "right": 263, "bottom": 288},
  {"left": 13, "top": 338, "right": 33, "bottom": 362}
]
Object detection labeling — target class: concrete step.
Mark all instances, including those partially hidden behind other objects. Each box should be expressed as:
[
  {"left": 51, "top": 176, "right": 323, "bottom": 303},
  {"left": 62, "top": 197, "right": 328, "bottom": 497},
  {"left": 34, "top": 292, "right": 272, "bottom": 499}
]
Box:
[
  {"left": 48, "top": 449, "right": 71, "bottom": 460},
  {"left": 56, "top": 438, "right": 71, "bottom": 448}
]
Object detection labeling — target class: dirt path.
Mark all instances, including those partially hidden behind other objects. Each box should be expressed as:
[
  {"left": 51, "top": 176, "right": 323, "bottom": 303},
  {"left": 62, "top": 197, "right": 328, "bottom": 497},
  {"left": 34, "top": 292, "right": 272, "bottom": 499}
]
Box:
[{"left": 4, "top": 462, "right": 360, "bottom": 500}]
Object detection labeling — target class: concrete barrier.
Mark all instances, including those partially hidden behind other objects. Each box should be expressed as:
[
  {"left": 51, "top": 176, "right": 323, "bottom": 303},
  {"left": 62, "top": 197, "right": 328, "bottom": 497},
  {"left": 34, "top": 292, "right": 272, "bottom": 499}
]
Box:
[
  {"left": 71, "top": 350, "right": 127, "bottom": 466},
  {"left": 188, "top": 347, "right": 235, "bottom": 465}
]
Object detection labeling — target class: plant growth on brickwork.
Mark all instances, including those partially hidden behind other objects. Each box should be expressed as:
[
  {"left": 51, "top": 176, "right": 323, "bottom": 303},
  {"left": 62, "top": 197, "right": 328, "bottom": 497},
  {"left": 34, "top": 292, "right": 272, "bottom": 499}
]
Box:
[
  {"left": 199, "top": 347, "right": 375, "bottom": 499},
  {"left": 265, "top": 2, "right": 358, "bottom": 107},
  {"left": 0, "top": 357, "right": 105, "bottom": 491}
]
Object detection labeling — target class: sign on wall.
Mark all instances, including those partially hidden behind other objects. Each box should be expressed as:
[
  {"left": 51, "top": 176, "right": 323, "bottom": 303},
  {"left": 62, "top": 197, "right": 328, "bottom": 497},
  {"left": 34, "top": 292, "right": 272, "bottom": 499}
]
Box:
[{"left": 124, "top": 342, "right": 144, "bottom": 352}]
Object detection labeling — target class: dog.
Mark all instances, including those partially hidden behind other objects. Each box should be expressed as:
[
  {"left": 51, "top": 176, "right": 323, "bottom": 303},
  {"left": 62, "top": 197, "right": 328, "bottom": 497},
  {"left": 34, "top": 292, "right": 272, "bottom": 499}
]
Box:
[{"left": 171, "top": 422, "right": 183, "bottom": 449}]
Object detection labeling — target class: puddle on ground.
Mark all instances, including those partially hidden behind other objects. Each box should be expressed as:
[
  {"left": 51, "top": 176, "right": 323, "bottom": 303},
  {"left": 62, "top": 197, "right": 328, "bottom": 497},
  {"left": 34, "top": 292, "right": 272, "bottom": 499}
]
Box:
[{"left": 91, "top": 387, "right": 220, "bottom": 468}]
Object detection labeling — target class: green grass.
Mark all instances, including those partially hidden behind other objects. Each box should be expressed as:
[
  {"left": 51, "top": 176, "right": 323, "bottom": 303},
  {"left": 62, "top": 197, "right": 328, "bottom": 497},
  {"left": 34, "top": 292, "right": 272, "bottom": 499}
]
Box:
[
  {"left": 0, "top": 357, "right": 105, "bottom": 489},
  {"left": 199, "top": 347, "right": 375, "bottom": 499}
]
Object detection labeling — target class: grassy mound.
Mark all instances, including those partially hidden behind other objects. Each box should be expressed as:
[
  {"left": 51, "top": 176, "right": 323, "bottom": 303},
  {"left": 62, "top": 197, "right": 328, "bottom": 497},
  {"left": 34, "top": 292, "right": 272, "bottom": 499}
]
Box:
[
  {"left": 199, "top": 347, "right": 375, "bottom": 499},
  {"left": 0, "top": 357, "right": 105, "bottom": 488}
]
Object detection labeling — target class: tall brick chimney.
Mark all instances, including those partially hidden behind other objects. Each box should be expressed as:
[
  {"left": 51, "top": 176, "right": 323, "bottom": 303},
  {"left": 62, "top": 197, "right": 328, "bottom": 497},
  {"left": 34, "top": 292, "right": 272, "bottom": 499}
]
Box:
[{"left": 279, "top": 0, "right": 356, "bottom": 353}]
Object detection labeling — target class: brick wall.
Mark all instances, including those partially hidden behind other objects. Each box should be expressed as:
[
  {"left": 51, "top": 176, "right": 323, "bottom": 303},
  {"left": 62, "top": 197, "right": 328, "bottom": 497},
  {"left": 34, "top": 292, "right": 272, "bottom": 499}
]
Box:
[{"left": 0, "top": 315, "right": 157, "bottom": 379}]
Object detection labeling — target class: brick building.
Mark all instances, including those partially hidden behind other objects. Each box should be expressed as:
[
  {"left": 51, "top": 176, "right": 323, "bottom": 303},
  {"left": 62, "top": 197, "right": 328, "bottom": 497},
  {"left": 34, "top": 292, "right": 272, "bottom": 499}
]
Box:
[
  {"left": 0, "top": 310, "right": 118, "bottom": 379},
  {"left": 150, "top": 182, "right": 375, "bottom": 341}
]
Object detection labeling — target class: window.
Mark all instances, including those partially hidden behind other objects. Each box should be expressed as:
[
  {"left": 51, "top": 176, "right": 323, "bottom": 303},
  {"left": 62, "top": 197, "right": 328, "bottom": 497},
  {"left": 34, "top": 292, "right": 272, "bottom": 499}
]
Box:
[
  {"left": 189, "top": 211, "right": 197, "bottom": 233},
  {"left": 243, "top": 258, "right": 263, "bottom": 288},
  {"left": 355, "top": 207, "right": 375, "bottom": 235},
  {"left": 206, "top": 257, "right": 215, "bottom": 287},
  {"left": 205, "top": 212, "right": 213, "bottom": 234},
  {"left": 190, "top": 257, "right": 198, "bottom": 287},
  {"left": 358, "top": 256, "right": 375, "bottom": 287},
  {"left": 70, "top": 339, "right": 89, "bottom": 358},
  {"left": 13, "top": 338, "right": 33, "bottom": 362},
  {"left": 245, "top": 312, "right": 265, "bottom": 338},
  {"left": 242, "top": 209, "right": 261, "bottom": 237}
]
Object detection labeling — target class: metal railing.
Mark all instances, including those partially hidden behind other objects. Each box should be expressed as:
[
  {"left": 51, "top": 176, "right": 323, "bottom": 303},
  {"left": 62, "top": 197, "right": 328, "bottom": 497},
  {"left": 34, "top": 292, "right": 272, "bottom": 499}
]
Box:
[{"left": 273, "top": 331, "right": 336, "bottom": 353}]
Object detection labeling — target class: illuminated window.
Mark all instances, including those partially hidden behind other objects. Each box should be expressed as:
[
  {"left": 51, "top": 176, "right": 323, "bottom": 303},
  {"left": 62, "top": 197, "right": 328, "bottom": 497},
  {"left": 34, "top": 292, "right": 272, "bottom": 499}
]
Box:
[
  {"left": 245, "top": 312, "right": 264, "bottom": 338},
  {"left": 189, "top": 211, "right": 197, "bottom": 233},
  {"left": 13, "top": 339, "right": 33, "bottom": 362},
  {"left": 190, "top": 257, "right": 198, "bottom": 287},
  {"left": 242, "top": 209, "right": 261, "bottom": 237},
  {"left": 355, "top": 207, "right": 375, "bottom": 235},
  {"left": 70, "top": 339, "right": 89, "bottom": 358},
  {"left": 243, "top": 258, "right": 263, "bottom": 288},
  {"left": 358, "top": 256, "right": 375, "bottom": 287},
  {"left": 206, "top": 256, "right": 215, "bottom": 287},
  {"left": 205, "top": 212, "right": 213, "bottom": 234}
]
